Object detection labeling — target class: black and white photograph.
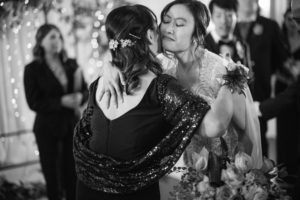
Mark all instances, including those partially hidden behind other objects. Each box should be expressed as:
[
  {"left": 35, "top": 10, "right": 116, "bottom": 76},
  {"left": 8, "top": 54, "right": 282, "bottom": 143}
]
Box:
[{"left": 0, "top": 0, "right": 299, "bottom": 199}]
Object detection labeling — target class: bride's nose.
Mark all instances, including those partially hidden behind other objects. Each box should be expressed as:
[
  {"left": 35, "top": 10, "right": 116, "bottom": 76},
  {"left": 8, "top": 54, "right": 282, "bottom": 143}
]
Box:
[{"left": 165, "top": 23, "right": 174, "bottom": 34}]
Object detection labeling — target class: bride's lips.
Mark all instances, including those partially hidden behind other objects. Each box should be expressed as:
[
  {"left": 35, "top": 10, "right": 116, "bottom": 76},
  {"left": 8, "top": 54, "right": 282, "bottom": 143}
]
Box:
[{"left": 162, "top": 36, "right": 175, "bottom": 41}]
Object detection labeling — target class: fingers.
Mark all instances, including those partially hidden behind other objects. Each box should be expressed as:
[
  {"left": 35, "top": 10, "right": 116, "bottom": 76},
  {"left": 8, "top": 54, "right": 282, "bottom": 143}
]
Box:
[
  {"left": 118, "top": 71, "right": 126, "bottom": 86},
  {"left": 104, "top": 92, "right": 111, "bottom": 109},
  {"left": 113, "top": 81, "right": 123, "bottom": 103},
  {"left": 107, "top": 84, "right": 118, "bottom": 109},
  {"left": 110, "top": 74, "right": 124, "bottom": 103},
  {"left": 98, "top": 87, "right": 106, "bottom": 101}
]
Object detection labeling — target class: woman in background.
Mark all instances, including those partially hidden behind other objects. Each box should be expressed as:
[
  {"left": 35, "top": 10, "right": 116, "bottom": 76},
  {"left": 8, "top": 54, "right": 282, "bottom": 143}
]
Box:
[{"left": 24, "top": 24, "right": 88, "bottom": 200}]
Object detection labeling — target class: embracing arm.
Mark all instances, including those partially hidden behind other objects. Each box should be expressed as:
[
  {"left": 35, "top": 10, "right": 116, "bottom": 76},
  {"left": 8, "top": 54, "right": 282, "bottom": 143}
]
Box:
[
  {"left": 259, "top": 80, "right": 299, "bottom": 120},
  {"left": 199, "top": 86, "right": 234, "bottom": 138},
  {"left": 98, "top": 61, "right": 125, "bottom": 108},
  {"left": 159, "top": 75, "right": 235, "bottom": 140}
]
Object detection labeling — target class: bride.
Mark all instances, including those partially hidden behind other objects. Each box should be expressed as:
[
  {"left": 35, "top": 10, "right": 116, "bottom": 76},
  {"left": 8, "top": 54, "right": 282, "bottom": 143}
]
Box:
[
  {"left": 156, "top": 1, "right": 262, "bottom": 198},
  {"left": 99, "top": 0, "right": 262, "bottom": 198}
]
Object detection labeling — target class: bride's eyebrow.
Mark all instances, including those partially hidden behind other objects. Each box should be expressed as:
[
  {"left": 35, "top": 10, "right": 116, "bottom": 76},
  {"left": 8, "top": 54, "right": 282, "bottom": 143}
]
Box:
[
  {"left": 175, "top": 17, "right": 187, "bottom": 22},
  {"left": 163, "top": 14, "right": 171, "bottom": 19}
]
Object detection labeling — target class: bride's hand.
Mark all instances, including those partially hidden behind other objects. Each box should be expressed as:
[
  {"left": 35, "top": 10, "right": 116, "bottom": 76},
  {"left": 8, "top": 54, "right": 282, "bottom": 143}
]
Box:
[{"left": 98, "top": 61, "right": 125, "bottom": 108}]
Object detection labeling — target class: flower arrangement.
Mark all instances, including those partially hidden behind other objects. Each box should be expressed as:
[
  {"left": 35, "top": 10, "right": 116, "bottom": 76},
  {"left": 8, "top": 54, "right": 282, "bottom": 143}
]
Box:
[
  {"left": 0, "top": 176, "right": 46, "bottom": 200},
  {"left": 218, "top": 59, "right": 250, "bottom": 96},
  {"left": 169, "top": 155, "right": 293, "bottom": 200}
]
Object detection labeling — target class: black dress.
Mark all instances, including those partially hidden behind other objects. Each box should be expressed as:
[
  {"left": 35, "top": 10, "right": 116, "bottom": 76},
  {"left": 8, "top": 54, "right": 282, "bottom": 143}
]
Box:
[
  {"left": 74, "top": 74, "right": 210, "bottom": 200},
  {"left": 77, "top": 76, "right": 170, "bottom": 200}
]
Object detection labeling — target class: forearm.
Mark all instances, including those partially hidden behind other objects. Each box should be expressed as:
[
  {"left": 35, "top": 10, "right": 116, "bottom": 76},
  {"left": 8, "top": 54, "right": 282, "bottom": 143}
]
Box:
[
  {"left": 260, "top": 80, "right": 299, "bottom": 120},
  {"left": 24, "top": 71, "right": 62, "bottom": 113},
  {"left": 27, "top": 96, "right": 62, "bottom": 113},
  {"left": 200, "top": 86, "right": 233, "bottom": 138}
]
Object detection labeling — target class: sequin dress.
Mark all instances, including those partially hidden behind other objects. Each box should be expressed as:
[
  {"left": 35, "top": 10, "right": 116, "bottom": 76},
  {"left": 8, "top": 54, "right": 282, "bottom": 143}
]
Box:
[{"left": 73, "top": 74, "right": 210, "bottom": 200}]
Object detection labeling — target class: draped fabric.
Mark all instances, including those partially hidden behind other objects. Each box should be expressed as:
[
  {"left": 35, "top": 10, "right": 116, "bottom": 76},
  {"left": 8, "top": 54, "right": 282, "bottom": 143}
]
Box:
[
  {"left": 73, "top": 74, "right": 210, "bottom": 194},
  {"left": 243, "top": 86, "right": 263, "bottom": 168},
  {"left": 0, "top": 13, "right": 43, "bottom": 170}
]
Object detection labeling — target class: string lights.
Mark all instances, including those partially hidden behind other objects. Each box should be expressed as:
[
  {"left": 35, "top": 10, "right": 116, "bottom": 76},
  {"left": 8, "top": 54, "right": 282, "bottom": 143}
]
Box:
[{"left": 0, "top": 0, "right": 45, "bottom": 169}]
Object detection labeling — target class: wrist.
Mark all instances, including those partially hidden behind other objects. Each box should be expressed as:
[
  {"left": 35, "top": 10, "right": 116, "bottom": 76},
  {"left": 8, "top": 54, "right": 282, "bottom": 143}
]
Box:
[{"left": 254, "top": 102, "right": 262, "bottom": 117}]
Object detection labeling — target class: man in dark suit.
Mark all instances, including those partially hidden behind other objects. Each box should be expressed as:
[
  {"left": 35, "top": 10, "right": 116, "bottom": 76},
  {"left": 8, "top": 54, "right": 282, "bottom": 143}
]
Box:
[
  {"left": 258, "top": 0, "right": 300, "bottom": 198},
  {"left": 205, "top": 0, "right": 250, "bottom": 66},
  {"left": 234, "top": 0, "right": 289, "bottom": 156}
]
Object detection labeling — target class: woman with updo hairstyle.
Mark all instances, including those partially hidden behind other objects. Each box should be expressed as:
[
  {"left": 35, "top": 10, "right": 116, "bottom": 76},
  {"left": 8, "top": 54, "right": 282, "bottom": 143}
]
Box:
[
  {"left": 105, "top": 4, "right": 162, "bottom": 94},
  {"left": 24, "top": 24, "right": 88, "bottom": 200}
]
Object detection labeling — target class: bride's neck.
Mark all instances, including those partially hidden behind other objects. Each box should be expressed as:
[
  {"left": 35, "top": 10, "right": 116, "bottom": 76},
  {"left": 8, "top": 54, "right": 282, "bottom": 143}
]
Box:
[{"left": 175, "top": 46, "right": 198, "bottom": 69}]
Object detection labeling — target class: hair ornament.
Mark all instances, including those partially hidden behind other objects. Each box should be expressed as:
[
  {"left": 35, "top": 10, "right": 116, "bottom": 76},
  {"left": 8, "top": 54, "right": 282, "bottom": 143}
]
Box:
[
  {"left": 109, "top": 38, "right": 136, "bottom": 51},
  {"left": 129, "top": 33, "right": 141, "bottom": 40}
]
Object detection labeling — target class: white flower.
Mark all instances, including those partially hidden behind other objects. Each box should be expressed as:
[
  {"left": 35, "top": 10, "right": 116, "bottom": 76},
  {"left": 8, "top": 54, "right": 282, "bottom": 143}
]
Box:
[
  {"left": 196, "top": 175, "right": 209, "bottom": 193},
  {"left": 221, "top": 165, "right": 243, "bottom": 187},
  {"left": 192, "top": 147, "right": 209, "bottom": 171},
  {"left": 109, "top": 39, "right": 118, "bottom": 51},
  {"left": 121, "top": 39, "right": 135, "bottom": 48},
  {"left": 235, "top": 151, "right": 253, "bottom": 173}
]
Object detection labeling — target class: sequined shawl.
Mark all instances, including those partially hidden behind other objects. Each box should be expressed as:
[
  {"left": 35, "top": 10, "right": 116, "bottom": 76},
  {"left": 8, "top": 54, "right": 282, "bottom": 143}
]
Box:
[{"left": 73, "top": 74, "right": 210, "bottom": 194}]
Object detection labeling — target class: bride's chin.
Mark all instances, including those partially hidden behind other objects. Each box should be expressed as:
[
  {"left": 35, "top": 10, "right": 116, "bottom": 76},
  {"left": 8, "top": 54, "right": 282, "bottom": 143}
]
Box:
[{"left": 162, "top": 46, "right": 176, "bottom": 53}]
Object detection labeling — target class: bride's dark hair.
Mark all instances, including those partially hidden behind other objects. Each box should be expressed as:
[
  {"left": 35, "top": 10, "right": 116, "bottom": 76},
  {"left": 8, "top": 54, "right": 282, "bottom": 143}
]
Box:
[{"left": 105, "top": 5, "right": 162, "bottom": 94}]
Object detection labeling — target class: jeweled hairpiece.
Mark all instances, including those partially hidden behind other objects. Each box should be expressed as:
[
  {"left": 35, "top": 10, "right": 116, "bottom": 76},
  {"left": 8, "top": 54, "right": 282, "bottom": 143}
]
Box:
[
  {"left": 109, "top": 33, "right": 141, "bottom": 51},
  {"left": 109, "top": 39, "right": 135, "bottom": 51}
]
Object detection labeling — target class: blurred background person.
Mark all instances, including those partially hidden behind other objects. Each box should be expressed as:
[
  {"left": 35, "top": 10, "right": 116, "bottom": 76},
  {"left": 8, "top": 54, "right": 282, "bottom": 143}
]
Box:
[
  {"left": 273, "top": 7, "right": 300, "bottom": 175},
  {"left": 257, "top": 0, "right": 300, "bottom": 197},
  {"left": 205, "top": 0, "right": 250, "bottom": 67},
  {"left": 23, "top": 24, "right": 88, "bottom": 200},
  {"left": 234, "top": 0, "right": 289, "bottom": 157}
]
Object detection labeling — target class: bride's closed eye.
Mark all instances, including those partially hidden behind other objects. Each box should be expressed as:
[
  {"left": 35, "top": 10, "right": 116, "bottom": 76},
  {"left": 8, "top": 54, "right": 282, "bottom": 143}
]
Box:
[
  {"left": 162, "top": 16, "right": 171, "bottom": 24},
  {"left": 175, "top": 21, "right": 185, "bottom": 27}
]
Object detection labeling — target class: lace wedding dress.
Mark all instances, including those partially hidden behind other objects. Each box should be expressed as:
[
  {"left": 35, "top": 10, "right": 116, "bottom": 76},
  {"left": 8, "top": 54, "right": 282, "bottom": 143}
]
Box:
[{"left": 158, "top": 48, "right": 262, "bottom": 200}]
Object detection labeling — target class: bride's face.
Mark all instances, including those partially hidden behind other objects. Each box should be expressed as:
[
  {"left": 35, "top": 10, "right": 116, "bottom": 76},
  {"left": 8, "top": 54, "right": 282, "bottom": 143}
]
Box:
[{"left": 160, "top": 4, "right": 195, "bottom": 54}]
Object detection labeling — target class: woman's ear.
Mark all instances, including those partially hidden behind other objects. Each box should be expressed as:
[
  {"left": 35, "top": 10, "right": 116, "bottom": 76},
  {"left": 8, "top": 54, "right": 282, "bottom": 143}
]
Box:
[
  {"left": 146, "top": 28, "right": 159, "bottom": 55},
  {"left": 146, "top": 29, "right": 155, "bottom": 44}
]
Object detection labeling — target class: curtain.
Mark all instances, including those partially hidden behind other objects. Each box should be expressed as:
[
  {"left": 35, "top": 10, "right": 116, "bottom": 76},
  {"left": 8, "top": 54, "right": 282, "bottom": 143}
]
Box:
[{"left": 0, "top": 11, "right": 44, "bottom": 183}]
